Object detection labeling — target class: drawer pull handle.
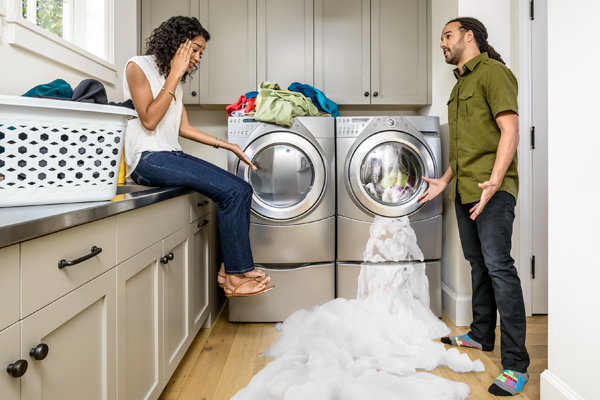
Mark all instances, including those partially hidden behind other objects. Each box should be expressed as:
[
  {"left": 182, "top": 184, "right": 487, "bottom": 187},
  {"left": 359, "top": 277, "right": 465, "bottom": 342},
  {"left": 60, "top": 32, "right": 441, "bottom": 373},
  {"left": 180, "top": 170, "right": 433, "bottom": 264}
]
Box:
[
  {"left": 58, "top": 246, "right": 102, "bottom": 269},
  {"left": 197, "top": 220, "right": 209, "bottom": 228},
  {"left": 198, "top": 200, "right": 209, "bottom": 207},
  {"left": 7, "top": 360, "right": 28, "bottom": 378},
  {"left": 29, "top": 344, "right": 49, "bottom": 361},
  {"left": 161, "top": 252, "right": 174, "bottom": 264}
]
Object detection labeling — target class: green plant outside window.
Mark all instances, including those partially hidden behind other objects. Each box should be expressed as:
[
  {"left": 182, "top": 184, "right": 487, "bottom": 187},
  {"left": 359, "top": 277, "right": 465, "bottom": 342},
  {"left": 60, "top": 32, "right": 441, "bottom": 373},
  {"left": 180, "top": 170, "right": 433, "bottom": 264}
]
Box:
[{"left": 22, "top": 0, "right": 64, "bottom": 38}]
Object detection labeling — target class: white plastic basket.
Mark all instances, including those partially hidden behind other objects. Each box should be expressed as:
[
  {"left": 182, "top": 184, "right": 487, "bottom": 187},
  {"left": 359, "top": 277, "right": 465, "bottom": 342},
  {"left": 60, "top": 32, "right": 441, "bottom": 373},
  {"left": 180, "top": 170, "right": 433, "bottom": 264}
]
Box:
[{"left": 0, "top": 95, "right": 138, "bottom": 207}]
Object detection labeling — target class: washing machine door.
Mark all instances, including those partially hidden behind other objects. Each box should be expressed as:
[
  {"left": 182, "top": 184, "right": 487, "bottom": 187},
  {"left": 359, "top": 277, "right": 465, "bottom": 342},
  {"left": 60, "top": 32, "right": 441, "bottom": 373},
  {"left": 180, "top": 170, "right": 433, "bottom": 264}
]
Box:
[
  {"left": 347, "top": 130, "right": 436, "bottom": 217},
  {"left": 236, "top": 132, "right": 326, "bottom": 220}
]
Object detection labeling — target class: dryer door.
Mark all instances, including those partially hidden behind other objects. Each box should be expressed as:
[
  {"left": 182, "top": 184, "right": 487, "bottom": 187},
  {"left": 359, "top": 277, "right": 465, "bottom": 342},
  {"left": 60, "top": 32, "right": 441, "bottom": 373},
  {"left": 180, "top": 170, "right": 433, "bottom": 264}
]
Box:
[
  {"left": 236, "top": 132, "right": 326, "bottom": 220},
  {"left": 347, "top": 131, "right": 436, "bottom": 217}
]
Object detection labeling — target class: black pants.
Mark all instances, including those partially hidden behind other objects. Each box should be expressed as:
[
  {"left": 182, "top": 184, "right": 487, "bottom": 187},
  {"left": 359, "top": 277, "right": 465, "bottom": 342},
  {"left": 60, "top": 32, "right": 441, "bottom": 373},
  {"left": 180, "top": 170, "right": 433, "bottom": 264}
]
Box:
[{"left": 455, "top": 191, "right": 530, "bottom": 373}]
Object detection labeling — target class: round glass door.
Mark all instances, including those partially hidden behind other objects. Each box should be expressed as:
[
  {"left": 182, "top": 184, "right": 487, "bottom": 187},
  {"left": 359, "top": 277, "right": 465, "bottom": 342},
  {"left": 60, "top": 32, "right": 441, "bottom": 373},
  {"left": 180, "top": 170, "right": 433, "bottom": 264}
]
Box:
[
  {"left": 348, "top": 130, "right": 435, "bottom": 217},
  {"left": 360, "top": 142, "right": 424, "bottom": 206},
  {"left": 250, "top": 144, "right": 315, "bottom": 208},
  {"left": 237, "top": 132, "right": 326, "bottom": 220}
]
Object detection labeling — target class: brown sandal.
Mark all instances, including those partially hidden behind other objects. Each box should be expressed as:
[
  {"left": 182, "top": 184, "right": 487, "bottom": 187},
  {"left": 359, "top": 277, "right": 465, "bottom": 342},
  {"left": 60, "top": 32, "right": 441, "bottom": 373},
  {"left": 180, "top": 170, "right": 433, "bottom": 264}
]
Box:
[
  {"left": 218, "top": 271, "right": 269, "bottom": 288},
  {"left": 223, "top": 278, "right": 274, "bottom": 298}
]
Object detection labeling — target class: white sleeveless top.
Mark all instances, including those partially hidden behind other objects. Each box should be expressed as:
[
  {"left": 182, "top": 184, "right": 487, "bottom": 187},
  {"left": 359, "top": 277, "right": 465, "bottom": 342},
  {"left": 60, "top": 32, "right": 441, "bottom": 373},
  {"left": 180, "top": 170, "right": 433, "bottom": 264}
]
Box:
[{"left": 123, "top": 55, "right": 184, "bottom": 176}]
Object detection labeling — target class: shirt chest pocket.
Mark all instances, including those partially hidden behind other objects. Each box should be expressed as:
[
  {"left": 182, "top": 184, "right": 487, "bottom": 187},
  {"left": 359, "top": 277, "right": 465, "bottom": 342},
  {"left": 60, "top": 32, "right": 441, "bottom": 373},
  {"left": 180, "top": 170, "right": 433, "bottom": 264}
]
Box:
[
  {"left": 447, "top": 94, "right": 456, "bottom": 121},
  {"left": 458, "top": 90, "right": 474, "bottom": 118}
]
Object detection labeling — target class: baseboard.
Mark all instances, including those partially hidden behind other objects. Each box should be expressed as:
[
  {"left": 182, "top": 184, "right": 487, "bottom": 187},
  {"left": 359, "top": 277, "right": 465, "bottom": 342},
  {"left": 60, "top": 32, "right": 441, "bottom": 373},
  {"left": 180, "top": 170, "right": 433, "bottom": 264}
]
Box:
[
  {"left": 541, "top": 370, "right": 585, "bottom": 400},
  {"left": 441, "top": 283, "right": 473, "bottom": 327}
]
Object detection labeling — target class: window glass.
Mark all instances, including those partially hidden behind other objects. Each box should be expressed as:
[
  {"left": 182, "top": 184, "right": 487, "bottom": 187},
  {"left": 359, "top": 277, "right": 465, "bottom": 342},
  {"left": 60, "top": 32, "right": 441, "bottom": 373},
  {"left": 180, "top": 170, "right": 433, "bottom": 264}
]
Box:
[
  {"left": 360, "top": 142, "right": 424, "bottom": 205},
  {"left": 250, "top": 145, "right": 314, "bottom": 208},
  {"left": 23, "top": 0, "right": 64, "bottom": 38}
]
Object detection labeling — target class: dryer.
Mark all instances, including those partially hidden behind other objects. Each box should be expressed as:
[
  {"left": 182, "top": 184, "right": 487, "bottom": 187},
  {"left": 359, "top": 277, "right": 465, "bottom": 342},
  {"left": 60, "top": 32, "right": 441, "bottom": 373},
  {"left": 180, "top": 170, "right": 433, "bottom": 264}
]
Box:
[
  {"left": 227, "top": 116, "right": 335, "bottom": 322},
  {"left": 336, "top": 116, "right": 443, "bottom": 317}
]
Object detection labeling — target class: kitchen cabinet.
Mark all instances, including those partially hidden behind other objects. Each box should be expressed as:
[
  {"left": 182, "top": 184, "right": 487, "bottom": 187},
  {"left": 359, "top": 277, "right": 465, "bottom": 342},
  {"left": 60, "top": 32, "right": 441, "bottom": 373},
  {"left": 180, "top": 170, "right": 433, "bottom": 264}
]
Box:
[
  {"left": 116, "top": 243, "right": 164, "bottom": 400},
  {"left": 1, "top": 192, "right": 214, "bottom": 400},
  {"left": 20, "top": 269, "right": 117, "bottom": 400},
  {"left": 0, "top": 245, "right": 19, "bottom": 331},
  {"left": 0, "top": 323, "right": 22, "bottom": 400},
  {"left": 162, "top": 226, "right": 193, "bottom": 381},
  {"left": 315, "top": 0, "right": 429, "bottom": 105}
]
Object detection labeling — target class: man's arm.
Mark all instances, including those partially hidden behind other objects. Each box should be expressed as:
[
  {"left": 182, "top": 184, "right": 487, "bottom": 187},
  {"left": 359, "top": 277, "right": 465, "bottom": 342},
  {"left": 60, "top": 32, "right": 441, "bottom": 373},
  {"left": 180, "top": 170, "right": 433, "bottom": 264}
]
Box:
[{"left": 469, "top": 110, "right": 519, "bottom": 219}]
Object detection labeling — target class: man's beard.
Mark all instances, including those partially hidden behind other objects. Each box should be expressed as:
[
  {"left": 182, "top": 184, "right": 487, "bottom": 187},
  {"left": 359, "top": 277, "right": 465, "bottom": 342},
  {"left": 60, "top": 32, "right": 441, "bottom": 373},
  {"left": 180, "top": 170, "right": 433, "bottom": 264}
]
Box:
[{"left": 444, "top": 38, "right": 465, "bottom": 65}]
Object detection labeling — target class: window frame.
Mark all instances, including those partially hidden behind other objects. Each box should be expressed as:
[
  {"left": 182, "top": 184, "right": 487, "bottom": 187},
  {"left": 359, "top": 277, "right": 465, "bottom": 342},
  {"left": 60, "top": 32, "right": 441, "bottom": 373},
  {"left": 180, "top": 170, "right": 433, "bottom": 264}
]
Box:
[{"left": 5, "top": 0, "right": 117, "bottom": 84}]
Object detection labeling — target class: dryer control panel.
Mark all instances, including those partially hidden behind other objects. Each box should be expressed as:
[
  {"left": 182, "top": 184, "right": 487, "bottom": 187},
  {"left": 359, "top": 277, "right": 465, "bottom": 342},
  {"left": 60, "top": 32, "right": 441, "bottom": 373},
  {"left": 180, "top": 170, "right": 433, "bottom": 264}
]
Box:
[{"left": 227, "top": 117, "right": 262, "bottom": 138}]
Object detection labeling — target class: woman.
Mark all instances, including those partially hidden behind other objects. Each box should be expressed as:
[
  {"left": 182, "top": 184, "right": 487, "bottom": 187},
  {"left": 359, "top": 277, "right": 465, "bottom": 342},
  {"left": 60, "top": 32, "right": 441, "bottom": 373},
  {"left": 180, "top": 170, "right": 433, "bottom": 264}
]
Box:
[{"left": 124, "top": 16, "right": 272, "bottom": 297}]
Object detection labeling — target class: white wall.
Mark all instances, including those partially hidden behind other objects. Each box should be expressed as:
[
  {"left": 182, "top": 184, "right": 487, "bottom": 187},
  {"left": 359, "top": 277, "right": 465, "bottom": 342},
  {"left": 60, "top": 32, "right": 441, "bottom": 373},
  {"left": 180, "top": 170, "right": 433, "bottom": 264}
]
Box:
[
  {"left": 541, "top": 2, "right": 600, "bottom": 399},
  {"left": 0, "top": 0, "right": 137, "bottom": 102}
]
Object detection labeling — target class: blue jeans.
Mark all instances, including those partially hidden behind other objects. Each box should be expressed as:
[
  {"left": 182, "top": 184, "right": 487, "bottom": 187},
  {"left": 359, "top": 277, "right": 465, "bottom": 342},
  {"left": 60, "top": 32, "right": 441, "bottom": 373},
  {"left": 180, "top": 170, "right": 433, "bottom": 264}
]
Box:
[
  {"left": 455, "top": 191, "right": 530, "bottom": 373},
  {"left": 131, "top": 151, "right": 254, "bottom": 274}
]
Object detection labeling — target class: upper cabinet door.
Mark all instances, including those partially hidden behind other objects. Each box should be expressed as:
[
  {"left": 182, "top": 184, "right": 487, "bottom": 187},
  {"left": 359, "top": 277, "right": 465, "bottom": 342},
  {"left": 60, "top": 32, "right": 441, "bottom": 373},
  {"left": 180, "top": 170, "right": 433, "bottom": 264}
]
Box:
[
  {"left": 257, "top": 0, "right": 313, "bottom": 88},
  {"left": 315, "top": 0, "right": 370, "bottom": 105},
  {"left": 371, "top": 0, "right": 428, "bottom": 105},
  {"left": 140, "top": 0, "right": 201, "bottom": 104},
  {"left": 200, "top": 0, "right": 257, "bottom": 104}
]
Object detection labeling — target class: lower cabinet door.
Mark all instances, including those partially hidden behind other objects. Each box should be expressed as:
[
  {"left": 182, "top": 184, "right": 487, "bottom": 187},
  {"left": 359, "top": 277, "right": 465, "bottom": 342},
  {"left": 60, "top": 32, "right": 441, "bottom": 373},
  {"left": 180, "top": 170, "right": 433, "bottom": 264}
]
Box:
[
  {"left": 117, "top": 242, "right": 163, "bottom": 400},
  {"left": 21, "top": 269, "right": 116, "bottom": 400},
  {"left": 0, "top": 323, "right": 22, "bottom": 400},
  {"left": 162, "top": 226, "right": 191, "bottom": 382},
  {"left": 191, "top": 218, "right": 210, "bottom": 336}
]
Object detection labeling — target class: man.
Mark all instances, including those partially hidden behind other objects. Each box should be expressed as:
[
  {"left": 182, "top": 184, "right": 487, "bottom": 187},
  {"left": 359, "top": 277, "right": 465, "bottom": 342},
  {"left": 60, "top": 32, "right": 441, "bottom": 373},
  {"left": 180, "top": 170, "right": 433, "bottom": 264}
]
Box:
[{"left": 419, "top": 17, "right": 530, "bottom": 396}]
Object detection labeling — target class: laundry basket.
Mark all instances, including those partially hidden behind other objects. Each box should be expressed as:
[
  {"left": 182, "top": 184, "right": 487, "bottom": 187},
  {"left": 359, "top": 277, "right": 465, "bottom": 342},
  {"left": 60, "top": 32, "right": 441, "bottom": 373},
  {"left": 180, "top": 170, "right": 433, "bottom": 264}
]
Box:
[{"left": 0, "top": 95, "right": 137, "bottom": 207}]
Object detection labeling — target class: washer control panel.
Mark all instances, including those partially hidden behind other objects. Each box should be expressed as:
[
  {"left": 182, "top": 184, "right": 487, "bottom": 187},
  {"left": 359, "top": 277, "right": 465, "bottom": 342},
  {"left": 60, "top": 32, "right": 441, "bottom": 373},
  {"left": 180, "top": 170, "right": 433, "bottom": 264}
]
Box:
[
  {"left": 227, "top": 117, "right": 262, "bottom": 138},
  {"left": 336, "top": 117, "right": 371, "bottom": 137}
]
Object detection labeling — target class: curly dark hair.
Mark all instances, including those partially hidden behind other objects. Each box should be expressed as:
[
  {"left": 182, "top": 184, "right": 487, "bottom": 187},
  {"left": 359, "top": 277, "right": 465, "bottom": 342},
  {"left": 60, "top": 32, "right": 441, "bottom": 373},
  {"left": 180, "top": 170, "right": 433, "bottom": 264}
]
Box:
[{"left": 145, "top": 16, "right": 210, "bottom": 83}]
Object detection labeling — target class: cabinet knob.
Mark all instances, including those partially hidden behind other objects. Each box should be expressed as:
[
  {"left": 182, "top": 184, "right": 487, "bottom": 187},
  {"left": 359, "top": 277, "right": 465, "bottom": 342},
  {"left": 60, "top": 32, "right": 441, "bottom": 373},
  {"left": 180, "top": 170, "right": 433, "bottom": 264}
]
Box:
[
  {"left": 160, "top": 252, "right": 174, "bottom": 264},
  {"left": 198, "top": 200, "right": 209, "bottom": 207},
  {"left": 198, "top": 220, "right": 209, "bottom": 228},
  {"left": 7, "top": 360, "right": 28, "bottom": 378},
  {"left": 373, "top": 92, "right": 379, "bottom": 97},
  {"left": 29, "top": 344, "right": 49, "bottom": 361},
  {"left": 191, "top": 91, "right": 197, "bottom": 97},
  {"left": 364, "top": 91, "right": 369, "bottom": 97}
]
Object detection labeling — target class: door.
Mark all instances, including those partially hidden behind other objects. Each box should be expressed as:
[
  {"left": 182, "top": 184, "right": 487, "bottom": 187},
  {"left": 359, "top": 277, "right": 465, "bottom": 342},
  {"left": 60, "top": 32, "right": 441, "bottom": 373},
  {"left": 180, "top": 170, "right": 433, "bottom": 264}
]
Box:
[
  {"left": 314, "top": 0, "right": 370, "bottom": 104},
  {"left": 347, "top": 130, "right": 435, "bottom": 217},
  {"left": 140, "top": 0, "right": 201, "bottom": 104},
  {"left": 21, "top": 270, "right": 116, "bottom": 400},
  {"left": 191, "top": 219, "right": 211, "bottom": 336},
  {"left": 236, "top": 132, "right": 327, "bottom": 220},
  {"left": 371, "top": 0, "right": 428, "bottom": 105},
  {"left": 532, "top": 0, "right": 548, "bottom": 314},
  {"left": 257, "top": 0, "right": 313, "bottom": 87},
  {"left": 162, "top": 226, "right": 191, "bottom": 381},
  {"left": 199, "top": 0, "right": 257, "bottom": 104},
  {"left": 117, "top": 243, "right": 163, "bottom": 400}
]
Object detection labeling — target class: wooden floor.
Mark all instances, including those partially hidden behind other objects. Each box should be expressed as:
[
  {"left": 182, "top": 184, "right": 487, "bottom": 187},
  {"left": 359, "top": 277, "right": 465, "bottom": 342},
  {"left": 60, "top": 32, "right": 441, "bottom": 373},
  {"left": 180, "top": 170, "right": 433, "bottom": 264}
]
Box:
[{"left": 159, "top": 305, "right": 547, "bottom": 400}]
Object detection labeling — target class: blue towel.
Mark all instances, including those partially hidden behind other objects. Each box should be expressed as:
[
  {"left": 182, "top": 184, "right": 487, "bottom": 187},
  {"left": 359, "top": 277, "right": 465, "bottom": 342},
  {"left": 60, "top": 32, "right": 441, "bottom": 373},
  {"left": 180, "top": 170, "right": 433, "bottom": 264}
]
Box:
[
  {"left": 245, "top": 91, "right": 259, "bottom": 99},
  {"left": 288, "top": 82, "right": 339, "bottom": 118},
  {"left": 22, "top": 79, "right": 73, "bottom": 99}
]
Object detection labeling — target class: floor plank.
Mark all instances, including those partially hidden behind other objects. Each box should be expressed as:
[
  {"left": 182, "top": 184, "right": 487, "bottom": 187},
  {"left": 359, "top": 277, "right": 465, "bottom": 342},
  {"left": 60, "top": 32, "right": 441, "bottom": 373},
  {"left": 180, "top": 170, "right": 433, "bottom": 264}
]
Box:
[{"left": 164, "top": 307, "right": 547, "bottom": 400}]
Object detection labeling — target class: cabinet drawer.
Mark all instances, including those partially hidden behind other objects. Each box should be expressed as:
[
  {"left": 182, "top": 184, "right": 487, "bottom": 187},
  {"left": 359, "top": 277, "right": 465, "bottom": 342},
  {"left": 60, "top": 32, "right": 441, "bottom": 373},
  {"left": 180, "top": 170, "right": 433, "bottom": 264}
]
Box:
[
  {"left": 190, "top": 192, "right": 211, "bottom": 223},
  {"left": 0, "top": 245, "right": 19, "bottom": 331},
  {"left": 0, "top": 323, "right": 21, "bottom": 400},
  {"left": 21, "top": 216, "right": 117, "bottom": 317},
  {"left": 116, "top": 196, "right": 190, "bottom": 264}
]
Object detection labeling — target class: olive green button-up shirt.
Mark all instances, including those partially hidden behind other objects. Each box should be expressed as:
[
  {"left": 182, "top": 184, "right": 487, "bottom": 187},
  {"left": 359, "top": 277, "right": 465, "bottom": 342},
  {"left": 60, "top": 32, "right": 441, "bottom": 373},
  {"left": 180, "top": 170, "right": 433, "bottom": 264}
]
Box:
[{"left": 447, "top": 52, "right": 519, "bottom": 204}]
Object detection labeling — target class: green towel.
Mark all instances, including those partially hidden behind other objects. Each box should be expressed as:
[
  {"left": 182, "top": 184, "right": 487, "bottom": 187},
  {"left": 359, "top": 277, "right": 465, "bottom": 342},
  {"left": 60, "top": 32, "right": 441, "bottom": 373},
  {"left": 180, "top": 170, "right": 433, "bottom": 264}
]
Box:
[
  {"left": 22, "top": 79, "right": 73, "bottom": 99},
  {"left": 254, "top": 81, "right": 319, "bottom": 127}
]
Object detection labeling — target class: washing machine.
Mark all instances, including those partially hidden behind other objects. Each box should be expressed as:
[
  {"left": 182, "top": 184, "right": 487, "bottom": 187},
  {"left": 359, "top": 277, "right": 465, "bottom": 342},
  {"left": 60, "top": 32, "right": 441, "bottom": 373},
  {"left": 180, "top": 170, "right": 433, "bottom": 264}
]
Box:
[
  {"left": 227, "top": 116, "right": 335, "bottom": 322},
  {"left": 336, "top": 116, "right": 443, "bottom": 317}
]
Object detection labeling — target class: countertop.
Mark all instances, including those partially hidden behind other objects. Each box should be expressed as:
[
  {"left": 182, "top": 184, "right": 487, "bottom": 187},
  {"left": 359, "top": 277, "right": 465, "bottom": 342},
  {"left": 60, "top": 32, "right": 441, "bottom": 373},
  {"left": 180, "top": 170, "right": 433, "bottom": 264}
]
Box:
[{"left": 0, "top": 185, "right": 194, "bottom": 248}]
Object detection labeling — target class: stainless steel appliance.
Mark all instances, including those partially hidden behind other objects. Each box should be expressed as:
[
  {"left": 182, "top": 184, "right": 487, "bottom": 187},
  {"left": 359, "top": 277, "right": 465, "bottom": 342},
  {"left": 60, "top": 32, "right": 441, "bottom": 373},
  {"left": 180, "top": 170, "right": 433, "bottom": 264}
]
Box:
[
  {"left": 227, "top": 116, "right": 335, "bottom": 322},
  {"left": 336, "top": 116, "right": 443, "bottom": 317}
]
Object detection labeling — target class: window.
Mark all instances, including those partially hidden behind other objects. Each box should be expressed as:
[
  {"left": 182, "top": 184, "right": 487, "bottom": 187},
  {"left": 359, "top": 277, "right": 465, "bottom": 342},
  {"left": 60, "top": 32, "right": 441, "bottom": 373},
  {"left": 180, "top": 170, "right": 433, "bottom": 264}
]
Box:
[{"left": 20, "top": 0, "right": 111, "bottom": 62}]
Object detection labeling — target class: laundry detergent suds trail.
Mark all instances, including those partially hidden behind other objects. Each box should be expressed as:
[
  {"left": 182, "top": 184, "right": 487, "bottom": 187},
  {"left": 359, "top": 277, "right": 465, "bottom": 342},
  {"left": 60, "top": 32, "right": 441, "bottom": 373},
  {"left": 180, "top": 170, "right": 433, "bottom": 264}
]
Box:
[{"left": 232, "top": 216, "right": 484, "bottom": 400}]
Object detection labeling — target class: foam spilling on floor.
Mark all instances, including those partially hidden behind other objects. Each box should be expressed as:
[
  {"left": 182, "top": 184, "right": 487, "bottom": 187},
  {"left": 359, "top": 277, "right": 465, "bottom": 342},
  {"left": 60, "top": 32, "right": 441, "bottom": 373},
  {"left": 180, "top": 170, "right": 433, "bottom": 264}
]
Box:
[{"left": 232, "top": 216, "right": 484, "bottom": 400}]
